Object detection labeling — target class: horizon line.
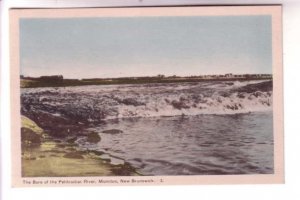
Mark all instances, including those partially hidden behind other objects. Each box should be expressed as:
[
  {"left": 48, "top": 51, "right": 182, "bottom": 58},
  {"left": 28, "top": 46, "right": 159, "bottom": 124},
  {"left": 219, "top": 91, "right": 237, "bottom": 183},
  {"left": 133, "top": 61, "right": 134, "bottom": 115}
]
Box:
[{"left": 21, "top": 73, "right": 273, "bottom": 80}]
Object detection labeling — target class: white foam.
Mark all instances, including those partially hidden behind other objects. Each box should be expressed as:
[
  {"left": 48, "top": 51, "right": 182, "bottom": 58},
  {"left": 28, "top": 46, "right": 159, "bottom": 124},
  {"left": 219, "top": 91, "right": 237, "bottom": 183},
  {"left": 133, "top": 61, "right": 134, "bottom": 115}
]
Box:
[{"left": 21, "top": 80, "right": 273, "bottom": 120}]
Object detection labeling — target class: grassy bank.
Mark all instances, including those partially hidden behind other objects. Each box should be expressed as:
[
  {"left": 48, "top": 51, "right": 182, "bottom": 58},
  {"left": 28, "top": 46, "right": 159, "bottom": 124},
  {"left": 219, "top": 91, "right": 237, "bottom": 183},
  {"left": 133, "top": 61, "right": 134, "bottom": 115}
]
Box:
[{"left": 21, "top": 77, "right": 272, "bottom": 88}]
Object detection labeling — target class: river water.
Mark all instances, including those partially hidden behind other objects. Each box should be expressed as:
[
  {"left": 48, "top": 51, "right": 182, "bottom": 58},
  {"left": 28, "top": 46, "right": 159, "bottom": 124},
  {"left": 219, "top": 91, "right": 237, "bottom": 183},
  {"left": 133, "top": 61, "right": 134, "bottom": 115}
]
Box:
[{"left": 21, "top": 80, "right": 274, "bottom": 175}]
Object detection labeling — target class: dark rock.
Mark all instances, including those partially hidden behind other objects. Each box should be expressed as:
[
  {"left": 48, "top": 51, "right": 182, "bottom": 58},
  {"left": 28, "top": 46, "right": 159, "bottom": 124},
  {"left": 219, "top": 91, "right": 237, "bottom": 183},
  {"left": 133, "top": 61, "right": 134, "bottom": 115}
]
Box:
[
  {"left": 233, "top": 80, "right": 272, "bottom": 93},
  {"left": 102, "top": 129, "right": 123, "bottom": 134},
  {"left": 252, "top": 91, "right": 266, "bottom": 98},
  {"left": 44, "top": 149, "right": 66, "bottom": 154},
  {"left": 111, "top": 162, "right": 137, "bottom": 176},
  {"left": 21, "top": 111, "right": 88, "bottom": 138},
  {"left": 219, "top": 92, "right": 230, "bottom": 97},
  {"left": 89, "top": 150, "right": 105, "bottom": 156},
  {"left": 46, "top": 125, "right": 81, "bottom": 138},
  {"left": 66, "top": 137, "right": 77, "bottom": 144},
  {"left": 63, "top": 152, "right": 84, "bottom": 159},
  {"left": 237, "top": 93, "right": 246, "bottom": 98},
  {"left": 119, "top": 98, "right": 145, "bottom": 106},
  {"left": 225, "top": 104, "right": 240, "bottom": 110},
  {"left": 25, "top": 157, "right": 37, "bottom": 160},
  {"left": 65, "top": 147, "right": 77, "bottom": 151},
  {"left": 87, "top": 132, "right": 101, "bottom": 143},
  {"left": 56, "top": 143, "right": 66, "bottom": 148},
  {"left": 171, "top": 100, "right": 190, "bottom": 110},
  {"left": 225, "top": 82, "right": 234, "bottom": 86},
  {"left": 21, "top": 127, "right": 42, "bottom": 145}
]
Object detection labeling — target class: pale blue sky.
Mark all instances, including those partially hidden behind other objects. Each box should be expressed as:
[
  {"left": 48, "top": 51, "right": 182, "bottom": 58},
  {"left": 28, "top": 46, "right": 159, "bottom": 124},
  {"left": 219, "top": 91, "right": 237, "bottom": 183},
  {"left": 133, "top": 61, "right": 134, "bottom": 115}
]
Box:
[{"left": 20, "top": 15, "right": 272, "bottom": 79}]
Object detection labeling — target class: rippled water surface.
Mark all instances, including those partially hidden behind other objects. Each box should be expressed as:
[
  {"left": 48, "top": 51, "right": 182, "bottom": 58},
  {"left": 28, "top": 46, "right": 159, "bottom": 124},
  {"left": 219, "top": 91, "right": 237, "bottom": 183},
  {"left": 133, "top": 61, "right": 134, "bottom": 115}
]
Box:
[
  {"left": 22, "top": 80, "right": 274, "bottom": 175},
  {"left": 82, "top": 112, "right": 273, "bottom": 175}
]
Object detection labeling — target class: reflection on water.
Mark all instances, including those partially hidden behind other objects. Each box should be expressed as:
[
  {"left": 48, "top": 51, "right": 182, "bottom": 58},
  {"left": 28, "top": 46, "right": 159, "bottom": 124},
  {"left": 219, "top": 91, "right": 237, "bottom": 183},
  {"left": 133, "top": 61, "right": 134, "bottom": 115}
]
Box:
[{"left": 80, "top": 112, "right": 273, "bottom": 175}]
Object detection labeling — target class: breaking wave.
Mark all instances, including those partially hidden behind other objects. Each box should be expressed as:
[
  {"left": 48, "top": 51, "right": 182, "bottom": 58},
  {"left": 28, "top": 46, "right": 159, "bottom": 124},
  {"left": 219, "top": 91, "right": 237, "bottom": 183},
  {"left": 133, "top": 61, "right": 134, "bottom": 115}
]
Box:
[{"left": 21, "top": 80, "right": 272, "bottom": 123}]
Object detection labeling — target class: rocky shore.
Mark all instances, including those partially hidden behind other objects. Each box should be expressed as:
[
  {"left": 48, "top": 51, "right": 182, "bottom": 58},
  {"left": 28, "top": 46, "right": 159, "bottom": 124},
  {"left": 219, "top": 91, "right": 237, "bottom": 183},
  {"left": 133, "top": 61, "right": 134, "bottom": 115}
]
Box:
[{"left": 21, "top": 115, "right": 139, "bottom": 177}]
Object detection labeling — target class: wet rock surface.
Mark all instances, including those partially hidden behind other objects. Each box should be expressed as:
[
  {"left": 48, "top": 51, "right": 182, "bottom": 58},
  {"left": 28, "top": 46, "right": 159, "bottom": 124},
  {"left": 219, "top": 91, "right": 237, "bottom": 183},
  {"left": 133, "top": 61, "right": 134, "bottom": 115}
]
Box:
[
  {"left": 21, "top": 115, "right": 139, "bottom": 177},
  {"left": 87, "top": 132, "right": 101, "bottom": 143},
  {"left": 63, "top": 152, "right": 84, "bottom": 159},
  {"left": 21, "top": 127, "right": 42, "bottom": 146},
  {"left": 102, "top": 129, "right": 123, "bottom": 134},
  {"left": 21, "top": 80, "right": 273, "bottom": 124},
  {"left": 20, "top": 81, "right": 273, "bottom": 176},
  {"left": 233, "top": 80, "right": 272, "bottom": 93}
]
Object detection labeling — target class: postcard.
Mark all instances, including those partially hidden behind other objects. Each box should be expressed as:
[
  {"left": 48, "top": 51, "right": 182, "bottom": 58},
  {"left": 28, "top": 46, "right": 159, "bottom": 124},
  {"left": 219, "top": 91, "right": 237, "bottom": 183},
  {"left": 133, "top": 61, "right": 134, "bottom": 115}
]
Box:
[{"left": 10, "top": 6, "right": 283, "bottom": 187}]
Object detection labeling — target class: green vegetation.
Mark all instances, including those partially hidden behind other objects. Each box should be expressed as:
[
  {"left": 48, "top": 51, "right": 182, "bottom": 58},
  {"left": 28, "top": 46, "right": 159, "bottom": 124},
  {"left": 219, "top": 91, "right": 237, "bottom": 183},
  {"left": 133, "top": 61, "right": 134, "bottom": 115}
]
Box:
[
  {"left": 21, "top": 77, "right": 181, "bottom": 88},
  {"left": 20, "top": 74, "right": 273, "bottom": 88}
]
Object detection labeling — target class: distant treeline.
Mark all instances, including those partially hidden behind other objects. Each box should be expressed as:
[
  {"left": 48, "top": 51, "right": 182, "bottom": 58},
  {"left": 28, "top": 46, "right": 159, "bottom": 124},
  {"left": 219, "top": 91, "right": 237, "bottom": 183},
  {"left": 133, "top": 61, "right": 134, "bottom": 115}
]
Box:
[{"left": 20, "top": 74, "right": 272, "bottom": 88}]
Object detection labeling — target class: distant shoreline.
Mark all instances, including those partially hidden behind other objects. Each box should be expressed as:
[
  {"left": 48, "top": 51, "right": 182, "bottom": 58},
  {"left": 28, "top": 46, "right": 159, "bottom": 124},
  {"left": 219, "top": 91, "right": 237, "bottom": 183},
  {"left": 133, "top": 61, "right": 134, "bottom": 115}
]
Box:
[{"left": 20, "top": 74, "right": 272, "bottom": 88}]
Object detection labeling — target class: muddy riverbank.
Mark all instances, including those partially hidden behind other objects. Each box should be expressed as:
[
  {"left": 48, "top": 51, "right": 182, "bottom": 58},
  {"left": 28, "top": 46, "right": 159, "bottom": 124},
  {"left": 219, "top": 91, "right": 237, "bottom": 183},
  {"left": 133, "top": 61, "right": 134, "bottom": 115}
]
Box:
[{"left": 21, "top": 116, "right": 139, "bottom": 177}]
